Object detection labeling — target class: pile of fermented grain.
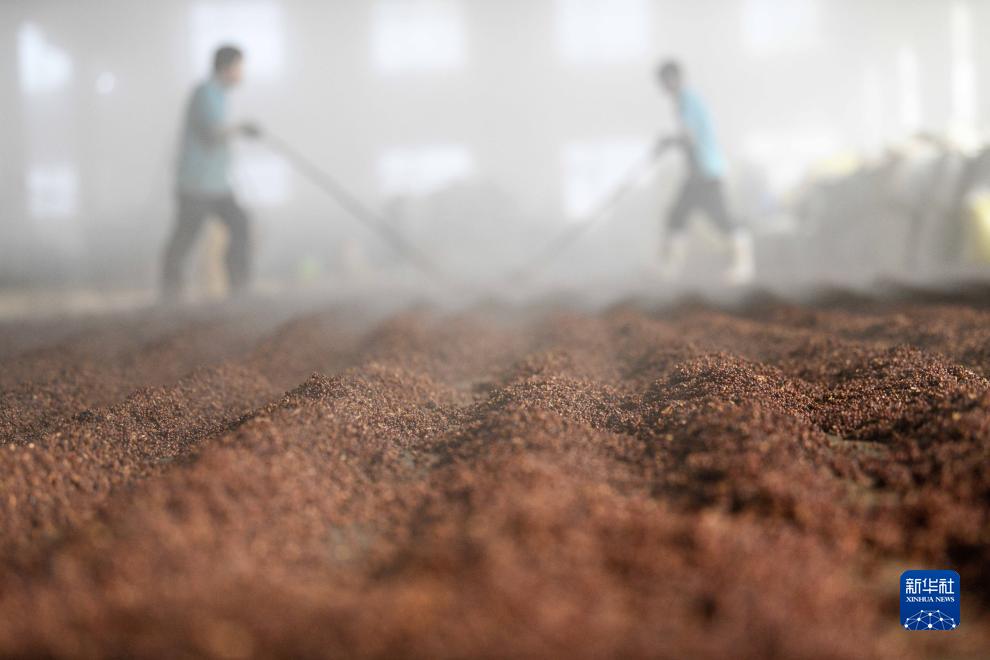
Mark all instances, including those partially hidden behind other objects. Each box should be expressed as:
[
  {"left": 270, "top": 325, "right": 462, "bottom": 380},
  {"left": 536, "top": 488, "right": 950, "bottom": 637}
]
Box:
[{"left": 1, "top": 295, "right": 988, "bottom": 658}]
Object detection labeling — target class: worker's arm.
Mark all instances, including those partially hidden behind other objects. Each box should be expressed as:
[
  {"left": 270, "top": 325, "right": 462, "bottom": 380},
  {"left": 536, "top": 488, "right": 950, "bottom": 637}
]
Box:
[
  {"left": 654, "top": 133, "right": 692, "bottom": 157},
  {"left": 202, "top": 123, "right": 258, "bottom": 142},
  {"left": 195, "top": 118, "right": 260, "bottom": 144},
  {"left": 190, "top": 87, "right": 260, "bottom": 144}
]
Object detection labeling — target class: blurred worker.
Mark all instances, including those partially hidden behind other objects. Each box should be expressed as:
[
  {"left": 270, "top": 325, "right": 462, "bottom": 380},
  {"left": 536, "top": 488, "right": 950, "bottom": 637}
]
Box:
[
  {"left": 162, "top": 44, "right": 260, "bottom": 301},
  {"left": 655, "top": 60, "right": 754, "bottom": 285}
]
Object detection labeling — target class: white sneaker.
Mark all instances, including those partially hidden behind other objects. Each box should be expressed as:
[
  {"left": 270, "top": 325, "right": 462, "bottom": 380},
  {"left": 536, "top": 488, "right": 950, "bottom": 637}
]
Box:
[
  {"left": 726, "top": 230, "right": 755, "bottom": 286},
  {"left": 659, "top": 233, "right": 688, "bottom": 282}
]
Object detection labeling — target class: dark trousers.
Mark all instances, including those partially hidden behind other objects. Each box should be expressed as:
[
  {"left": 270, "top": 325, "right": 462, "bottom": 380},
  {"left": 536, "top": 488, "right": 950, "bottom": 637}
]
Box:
[
  {"left": 162, "top": 193, "right": 251, "bottom": 299},
  {"left": 666, "top": 175, "right": 736, "bottom": 234}
]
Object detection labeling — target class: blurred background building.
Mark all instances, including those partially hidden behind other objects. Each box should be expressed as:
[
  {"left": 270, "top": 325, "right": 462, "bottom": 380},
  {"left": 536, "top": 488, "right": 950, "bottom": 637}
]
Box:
[{"left": 1, "top": 0, "right": 989, "bottom": 307}]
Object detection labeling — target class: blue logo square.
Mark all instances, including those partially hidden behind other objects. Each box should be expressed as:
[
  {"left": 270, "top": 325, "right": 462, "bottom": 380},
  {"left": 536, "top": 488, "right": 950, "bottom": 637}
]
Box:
[{"left": 900, "top": 570, "right": 960, "bottom": 630}]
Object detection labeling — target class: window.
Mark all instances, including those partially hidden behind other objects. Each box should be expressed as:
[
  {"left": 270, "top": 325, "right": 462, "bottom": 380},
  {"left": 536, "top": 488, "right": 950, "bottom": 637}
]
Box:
[
  {"left": 17, "top": 23, "right": 73, "bottom": 94},
  {"left": 743, "top": 131, "right": 839, "bottom": 194},
  {"left": 555, "top": 0, "right": 650, "bottom": 63},
  {"left": 561, "top": 138, "right": 650, "bottom": 219},
  {"left": 742, "top": 0, "right": 820, "bottom": 56},
  {"left": 860, "top": 65, "right": 885, "bottom": 151},
  {"left": 234, "top": 151, "right": 291, "bottom": 206},
  {"left": 897, "top": 47, "right": 922, "bottom": 134},
  {"left": 951, "top": 0, "right": 977, "bottom": 130},
  {"left": 372, "top": 0, "right": 465, "bottom": 74},
  {"left": 27, "top": 164, "right": 79, "bottom": 219},
  {"left": 94, "top": 72, "right": 117, "bottom": 95},
  {"left": 378, "top": 145, "right": 474, "bottom": 197},
  {"left": 190, "top": 2, "right": 284, "bottom": 80}
]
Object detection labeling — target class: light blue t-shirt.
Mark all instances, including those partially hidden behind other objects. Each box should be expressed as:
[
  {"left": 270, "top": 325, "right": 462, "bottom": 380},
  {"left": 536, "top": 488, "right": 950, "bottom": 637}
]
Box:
[
  {"left": 176, "top": 78, "right": 231, "bottom": 196},
  {"left": 679, "top": 89, "right": 727, "bottom": 180}
]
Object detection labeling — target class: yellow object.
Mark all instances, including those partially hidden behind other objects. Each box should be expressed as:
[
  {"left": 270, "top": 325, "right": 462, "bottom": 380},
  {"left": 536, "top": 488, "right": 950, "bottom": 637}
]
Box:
[
  {"left": 965, "top": 190, "right": 990, "bottom": 264},
  {"left": 191, "top": 222, "right": 229, "bottom": 300},
  {"left": 808, "top": 152, "right": 862, "bottom": 181}
]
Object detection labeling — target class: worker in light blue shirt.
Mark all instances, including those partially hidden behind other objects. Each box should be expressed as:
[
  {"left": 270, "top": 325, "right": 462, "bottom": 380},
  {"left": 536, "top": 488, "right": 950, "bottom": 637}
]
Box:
[
  {"left": 678, "top": 89, "right": 728, "bottom": 180},
  {"left": 176, "top": 78, "right": 232, "bottom": 196},
  {"left": 656, "top": 59, "right": 754, "bottom": 285},
  {"left": 162, "top": 44, "right": 260, "bottom": 301}
]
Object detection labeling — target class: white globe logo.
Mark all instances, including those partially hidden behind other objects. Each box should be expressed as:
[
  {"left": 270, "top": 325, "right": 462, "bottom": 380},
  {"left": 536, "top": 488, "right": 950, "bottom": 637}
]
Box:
[{"left": 903, "top": 610, "right": 957, "bottom": 630}]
